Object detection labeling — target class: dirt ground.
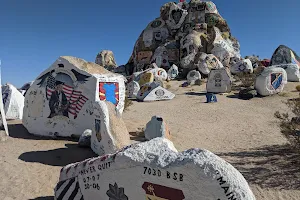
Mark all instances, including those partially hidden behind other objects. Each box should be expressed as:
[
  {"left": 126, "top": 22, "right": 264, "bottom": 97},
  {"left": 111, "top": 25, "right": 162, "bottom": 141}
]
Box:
[{"left": 1, "top": 81, "right": 300, "bottom": 200}]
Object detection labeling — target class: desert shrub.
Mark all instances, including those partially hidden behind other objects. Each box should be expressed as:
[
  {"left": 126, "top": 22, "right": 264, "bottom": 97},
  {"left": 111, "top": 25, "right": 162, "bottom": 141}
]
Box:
[
  {"left": 233, "top": 66, "right": 264, "bottom": 90},
  {"left": 275, "top": 99, "right": 300, "bottom": 149},
  {"left": 124, "top": 96, "right": 133, "bottom": 111}
]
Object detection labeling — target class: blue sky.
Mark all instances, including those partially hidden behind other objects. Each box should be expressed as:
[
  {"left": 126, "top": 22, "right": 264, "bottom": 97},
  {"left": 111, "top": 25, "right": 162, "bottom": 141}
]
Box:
[{"left": 1, "top": 0, "right": 299, "bottom": 87}]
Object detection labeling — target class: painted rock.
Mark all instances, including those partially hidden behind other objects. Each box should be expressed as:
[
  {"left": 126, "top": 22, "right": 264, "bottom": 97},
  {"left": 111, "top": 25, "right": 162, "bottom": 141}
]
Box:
[
  {"left": 0, "top": 84, "right": 8, "bottom": 136},
  {"left": 55, "top": 138, "right": 256, "bottom": 200},
  {"left": 165, "top": 2, "right": 188, "bottom": 30},
  {"left": 137, "top": 82, "right": 175, "bottom": 102},
  {"left": 230, "top": 59, "right": 254, "bottom": 74},
  {"left": 207, "top": 68, "right": 232, "bottom": 93},
  {"left": 270, "top": 45, "right": 300, "bottom": 67},
  {"left": 144, "top": 116, "right": 171, "bottom": 140},
  {"left": 255, "top": 66, "right": 287, "bottom": 96},
  {"left": 196, "top": 53, "right": 224, "bottom": 75},
  {"left": 2, "top": 84, "right": 24, "bottom": 120},
  {"left": 127, "top": 81, "right": 140, "bottom": 98},
  {"left": 78, "top": 129, "right": 92, "bottom": 148},
  {"left": 23, "top": 56, "right": 126, "bottom": 137},
  {"left": 138, "top": 72, "right": 155, "bottom": 87},
  {"left": 282, "top": 64, "right": 300, "bottom": 82},
  {"left": 91, "top": 102, "right": 130, "bottom": 156},
  {"left": 168, "top": 64, "right": 179, "bottom": 80},
  {"left": 19, "top": 81, "right": 34, "bottom": 96},
  {"left": 180, "top": 32, "right": 202, "bottom": 69},
  {"left": 95, "top": 50, "right": 118, "bottom": 71},
  {"left": 186, "top": 70, "right": 201, "bottom": 85}
]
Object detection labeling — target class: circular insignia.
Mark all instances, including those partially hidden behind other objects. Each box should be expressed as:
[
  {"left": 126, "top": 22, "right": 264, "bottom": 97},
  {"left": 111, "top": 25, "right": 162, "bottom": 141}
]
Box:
[{"left": 155, "top": 89, "right": 165, "bottom": 97}]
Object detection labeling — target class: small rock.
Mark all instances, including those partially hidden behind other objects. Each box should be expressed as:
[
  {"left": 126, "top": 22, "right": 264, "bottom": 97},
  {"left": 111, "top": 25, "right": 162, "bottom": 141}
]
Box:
[
  {"left": 144, "top": 116, "right": 171, "bottom": 141},
  {"left": 78, "top": 129, "right": 92, "bottom": 147}
]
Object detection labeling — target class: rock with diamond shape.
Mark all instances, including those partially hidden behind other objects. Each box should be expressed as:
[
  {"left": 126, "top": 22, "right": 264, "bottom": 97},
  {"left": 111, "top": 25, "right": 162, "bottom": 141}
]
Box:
[
  {"left": 255, "top": 66, "right": 287, "bottom": 96},
  {"left": 55, "top": 138, "right": 256, "bottom": 200}
]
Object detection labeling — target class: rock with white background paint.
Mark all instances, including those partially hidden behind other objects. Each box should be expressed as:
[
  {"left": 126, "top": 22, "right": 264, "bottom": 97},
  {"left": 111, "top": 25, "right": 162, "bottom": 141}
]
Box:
[
  {"left": 23, "top": 56, "right": 126, "bottom": 138},
  {"left": 127, "top": 81, "right": 140, "bottom": 98},
  {"left": 137, "top": 82, "right": 175, "bottom": 102},
  {"left": 230, "top": 59, "right": 253, "bottom": 74},
  {"left": 207, "top": 68, "right": 232, "bottom": 93},
  {"left": 145, "top": 116, "right": 171, "bottom": 140},
  {"left": 2, "top": 83, "right": 24, "bottom": 120},
  {"left": 78, "top": 129, "right": 92, "bottom": 148},
  {"left": 186, "top": 70, "right": 201, "bottom": 85},
  {"left": 55, "top": 138, "right": 256, "bottom": 200},
  {"left": 167, "top": 64, "right": 179, "bottom": 80},
  {"left": 91, "top": 101, "right": 130, "bottom": 156}
]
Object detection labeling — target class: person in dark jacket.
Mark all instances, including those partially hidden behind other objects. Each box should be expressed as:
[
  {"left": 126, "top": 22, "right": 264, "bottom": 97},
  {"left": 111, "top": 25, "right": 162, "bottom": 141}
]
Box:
[{"left": 48, "top": 81, "right": 69, "bottom": 118}]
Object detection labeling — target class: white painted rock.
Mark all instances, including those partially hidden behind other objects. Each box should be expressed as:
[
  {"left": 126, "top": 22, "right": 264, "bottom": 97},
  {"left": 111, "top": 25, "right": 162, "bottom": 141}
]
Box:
[
  {"left": 78, "top": 129, "right": 92, "bottom": 148},
  {"left": 230, "top": 59, "right": 254, "bottom": 74},
  {"left": 2, "top": 84, "right": 24, "bottom": 120},
  {"left": 165, "top": 2, "right": 188, "bottom": 30},
  {"left": 275, "top": 64, "right": 300, "bottom": 82},
  {"left": 167, "top": 64, "right": 179, "bottom": 80},
  {"left": 255, "top": 66, "right": 287, "bottom": 96},
  {"left": 186, "top": 70, "right": 201, "bottom": 85},
  {"left": 197, "top": 53, "right": 224, "bottom": 75},
  {"left": 23, "top": 56, "right": 126, "bottom": 137},
  {"left": 137, "top": 82, "right": 175, "bottom": 102},
  {"left": 55, "top": 138, "right": 256, "bottom": 200},
  {"left": 145, "top": 116, "right": 171, "bottom": 141},
  {"left": 127, "top": 81, "right": 140, "bottom": 98},
  {"left": 152, "top": 46, "right": 171, "bottom": 68},
  {"left": 207, "top": 68, "right": 232, "bottom": 93},
  {"left": 148, "top": 68, "right": 168, "bottom": 81},
  {"left": 91, "top": 102, "right": 130, "bottom": 156}
]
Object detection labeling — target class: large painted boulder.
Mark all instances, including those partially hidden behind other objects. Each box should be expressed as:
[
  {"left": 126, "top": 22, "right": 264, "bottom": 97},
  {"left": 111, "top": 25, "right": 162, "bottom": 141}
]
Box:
[
  {"left": 23, "top": 56, "right": 126, "bottom": 138},
  {"left": 137, "top": 82, "right": 175, "bottom": 102},
  {"left": 127, "top": 1, "right": 241, "bottom": 74},
  {"left": 207, "top": 68, "right": 232, "bottom": 93},
  {"left": 255, "top": 67, "right": 287, "bottom": 96},
  {"left": 270, "top": 45, "right": 300, "bottom": 67},
  {"left": 196, "top": 53, "right": 224, "bottom": 75},
  {"left": 2, "top": 84, "right": 24, "bottom": 120},
  {"left": 91, "top": 102, "right": 130, "bottom": 156},
  {"left": 230, "top": 59, "right": 253, "bottom": 74},
  {"left": 54, "top": 138, "right": 256, "bottom": 200},
  {"left": 95, "top": 50, "right": 118, "bottom": 71}
]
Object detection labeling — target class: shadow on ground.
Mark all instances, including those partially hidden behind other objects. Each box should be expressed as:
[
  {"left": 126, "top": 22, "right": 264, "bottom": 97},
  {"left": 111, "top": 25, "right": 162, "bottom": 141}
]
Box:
[
  {"left": 8, "top": 123, "right": 78, "bottom": 142},
  {"left": 185, "top": 92, "right": 207, "bottom": 96},
  {"left": 19, "top": 144, "right": 96, "bottom": 166},
  {"left": 29, "top": 197, "right": 54, "bottom": 200},
  {"left": 218, "top": 144, "right": 300, "bottom": 190}
]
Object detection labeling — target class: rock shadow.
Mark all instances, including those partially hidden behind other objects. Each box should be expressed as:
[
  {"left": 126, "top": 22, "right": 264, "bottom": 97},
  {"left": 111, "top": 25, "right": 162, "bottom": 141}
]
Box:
[
  {"left": 19, "top": 144, "right": 97, "bottom": 166},
  {"left": 185, "top": 92, "right": 207, "bottom": 96},
  {"left": 29, "top": 197, "right": 54, "bottom": 200},
  {"left": 8, "top": 123, "right": 78, "bottom": 142},
  {"left": 217, "top": 144, "right": 300, "bottom": 190}
]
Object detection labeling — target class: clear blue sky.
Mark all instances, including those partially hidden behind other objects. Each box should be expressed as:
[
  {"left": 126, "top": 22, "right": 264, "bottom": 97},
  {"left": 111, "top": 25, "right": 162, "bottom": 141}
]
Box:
[{"left": 1, "top": 0, "right": 299, "bottom": 87}]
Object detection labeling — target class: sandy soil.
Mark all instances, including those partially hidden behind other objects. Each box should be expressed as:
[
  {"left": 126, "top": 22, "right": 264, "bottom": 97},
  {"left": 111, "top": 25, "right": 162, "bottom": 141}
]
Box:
[{"left": 1, "top": 81, "right": 300, "bottom": 200}]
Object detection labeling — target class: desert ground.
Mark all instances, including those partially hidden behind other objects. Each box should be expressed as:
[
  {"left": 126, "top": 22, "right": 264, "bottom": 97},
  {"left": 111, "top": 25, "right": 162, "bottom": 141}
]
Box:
[{"left": 1, "top": 80, "right": 300, "bottom": 200}]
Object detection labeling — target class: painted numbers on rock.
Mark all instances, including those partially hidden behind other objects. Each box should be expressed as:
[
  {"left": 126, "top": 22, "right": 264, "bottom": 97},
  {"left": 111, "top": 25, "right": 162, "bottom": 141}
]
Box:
[{"left": 143, "top": 166, "right": 184, "bottom": 181}]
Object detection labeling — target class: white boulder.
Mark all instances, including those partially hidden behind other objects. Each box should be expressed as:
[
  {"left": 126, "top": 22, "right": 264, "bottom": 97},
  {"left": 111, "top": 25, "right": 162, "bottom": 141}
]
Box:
[
  {"left": 55, "top": 138, "right": 256, "bottom": 200},
  {"left": 2, "top": 84, "right": 24, "bottom": 120},
  {"left": 144, "top": 116, "right": 171, "bottom": 140},
  {"left": 255, "top": 66, "right": 287, "bottom": 96},
  {"left": 137, "top": 82, "right": 175, "bottom": 102},
  {"left": 167, "top": 64, "right": 179, "bottom": 80},
  {"left": 186, "top": 70, "right": 201, "bottom": 85},
  {"left": 23, "top": 56, "right": 126, "bottom": 138},
  {"left": 127, "top": 81, "right": 140, "bottom": 98},
  {"left": 230, "top": 59, "right": 254, "bottom": 74},
  {"left": 197, "top": 53, "right": 224, "bottom": 75},
  {"left": 207, "top": 68, "right": 232, "bottom": 93}
]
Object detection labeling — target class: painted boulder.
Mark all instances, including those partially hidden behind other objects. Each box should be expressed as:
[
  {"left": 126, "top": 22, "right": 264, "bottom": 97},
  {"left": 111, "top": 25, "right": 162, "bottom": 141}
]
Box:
[
  {"left": 196, "top": 53, "right": 224, "bottom": 75},
  {"left": 55, "top": 138, "right": 256, "bottom": 200},
  {"left": 283, "top": 64, "right": 300, "bottom": 82},
  {"left": 186, "top": 70, "right": 201, "bottom": 85},
  {"left": 95, "top": 50, "right": 118, "bottom": 71},
  {"left": 91, "top": 102, "right": 130, "bottom": 156},
  {"left": 230, "top": 59, "right": 253, "bottom": 74},
  {"left": 255, "top": 67, "right": 287, "bottom": 96},
  {"left": 207, "top": 68, "right": 232, "bottom": 93},
  {"left": 167, "top": 64, "right": 179, "bottom": 80},
  {"left": 23, "top": 56, "right": 126, "bottom": 138},
  {"left": 144, "top": 116, "right": 171, "bottom": 141},
  {"left": 138, "top": 72, "right": 155, "bottom": 87},
  {"left": 137, "top": 82, "right": 175, "bottom": 102},
  {"left": 2, "top": 84, "right": 24, "bottom": 120},
  {"left": 127, "top": 81, "right": 140, "bottom": 98},
  {"left": 78, "top": 129, "right": 92, "bottom": 148},
  {"left": 270, "top": 45, "right": 300, "bottom": 67},
  {"left": 19, "top": 81, "right": 34, "bottom": 96}
]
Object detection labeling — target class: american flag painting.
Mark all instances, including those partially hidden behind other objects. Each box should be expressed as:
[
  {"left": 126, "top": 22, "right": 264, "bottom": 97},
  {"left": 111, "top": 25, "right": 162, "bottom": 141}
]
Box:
[
  {"left": 46, "top": 76, "right": 89, "bottom": 118},
  {"left": 99, "top": 82, "right": 119, "bottom": 106}
]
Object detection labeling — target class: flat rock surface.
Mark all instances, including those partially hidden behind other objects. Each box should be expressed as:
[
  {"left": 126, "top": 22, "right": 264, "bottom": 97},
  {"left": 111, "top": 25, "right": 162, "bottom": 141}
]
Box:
[{"left": 1, "top": 82, "right": 300, "bottom": 199}]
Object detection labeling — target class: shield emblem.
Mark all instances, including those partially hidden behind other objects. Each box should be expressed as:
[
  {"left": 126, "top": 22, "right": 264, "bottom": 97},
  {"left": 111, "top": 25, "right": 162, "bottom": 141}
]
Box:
[{"left": 271, "top": 73, "right": 283, "bottom": 90}]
